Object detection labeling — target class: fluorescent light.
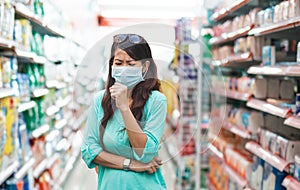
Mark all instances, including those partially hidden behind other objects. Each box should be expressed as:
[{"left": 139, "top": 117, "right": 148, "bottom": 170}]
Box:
[{"left": 100, "top": 10, "right": 196, "bottom": 19}]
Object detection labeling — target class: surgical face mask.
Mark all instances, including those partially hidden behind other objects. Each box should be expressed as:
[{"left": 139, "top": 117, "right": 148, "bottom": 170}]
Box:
[{"left": 112, "top": 66, "right": 145, "bottom": 89}]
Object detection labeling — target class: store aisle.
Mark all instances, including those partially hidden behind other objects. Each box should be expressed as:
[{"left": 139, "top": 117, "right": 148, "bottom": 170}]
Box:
[
  {"left": 63, "top": 143, "right": 176, "bottom": 190},
  {"left": 63, "top": 158, "right": 98, "bottom": 190}
]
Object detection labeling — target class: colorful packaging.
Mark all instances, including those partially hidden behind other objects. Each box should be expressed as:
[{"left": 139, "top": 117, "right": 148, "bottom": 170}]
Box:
[
  {"left": 294, "top": 155, "right": 300, "bottom": 181},
  {"left": 250, "top": 156, "right": 264, "bottom": 190},
  {"left": 0, "top": 105, "right": 6, "bottom": 174},
  {"left": 262, "top": 46, "right": 276, "bottom": 66},
  {"left": 275, "top": 136, "right": 300, "bottom": 162},
  {"left": 262, "top": 162, "right": 287, "bottom": 190},
  {"left": 296, "top": 93, "right": 300, "bottom": 115}
]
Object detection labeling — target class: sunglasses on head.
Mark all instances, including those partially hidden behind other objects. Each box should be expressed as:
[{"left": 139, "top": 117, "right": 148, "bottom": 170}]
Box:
[{"left": 113, "top": 34, "right": 144, "bottom": 44}]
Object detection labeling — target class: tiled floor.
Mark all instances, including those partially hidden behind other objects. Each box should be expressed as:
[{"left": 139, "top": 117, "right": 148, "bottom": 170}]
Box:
[{"left": 63, "top": 143, "right": 177, "bottom": 190}]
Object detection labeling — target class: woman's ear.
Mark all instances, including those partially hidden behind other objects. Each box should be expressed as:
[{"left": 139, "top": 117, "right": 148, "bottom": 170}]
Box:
[{"left": 142, "top": 60, "right": 150, "bottom": 73}]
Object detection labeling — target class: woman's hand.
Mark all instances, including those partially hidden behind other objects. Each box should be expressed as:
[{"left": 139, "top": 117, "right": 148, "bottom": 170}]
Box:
[
  {"left": 129, "top": 157, "right": 163, "bottom": 174},
  {"left": 109, "top": 83, "right": 129, "bottom": 111}
]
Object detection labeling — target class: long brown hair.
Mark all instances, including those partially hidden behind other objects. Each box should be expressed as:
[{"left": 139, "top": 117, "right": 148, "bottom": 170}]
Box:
[{"left": 100, "top": 35, "right": 160, "bottom": 149}]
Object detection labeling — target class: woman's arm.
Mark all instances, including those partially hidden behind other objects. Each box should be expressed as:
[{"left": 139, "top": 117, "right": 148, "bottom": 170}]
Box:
[
  {"left": 93, "top": 151, "right": 162, "bottom": 174},
  {"left": 110, "top": 83, "right": 147, "bottom": 157}
]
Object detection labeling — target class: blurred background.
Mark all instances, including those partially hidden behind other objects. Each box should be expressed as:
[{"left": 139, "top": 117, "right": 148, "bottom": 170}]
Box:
[{"left": 1, "top": 0, "right": 300, "bottom": 190}]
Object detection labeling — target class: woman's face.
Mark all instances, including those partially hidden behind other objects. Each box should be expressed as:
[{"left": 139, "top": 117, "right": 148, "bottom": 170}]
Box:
[{"left": 113, "top": 48, "right": 142, "bottom": 67}]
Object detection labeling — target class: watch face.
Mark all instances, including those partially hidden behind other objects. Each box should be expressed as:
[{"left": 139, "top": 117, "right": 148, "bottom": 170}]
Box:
[{"left": 124, "top": 159, "right": 130, "bottom": 166}]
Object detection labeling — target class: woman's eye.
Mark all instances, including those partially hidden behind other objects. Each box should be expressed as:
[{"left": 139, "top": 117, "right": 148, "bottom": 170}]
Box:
[
  {"left": 128, "top": 63, "right": 136, "bottom": 66},
  {"left": 115, "top": 62, "right": 122, "bottom": 65}
]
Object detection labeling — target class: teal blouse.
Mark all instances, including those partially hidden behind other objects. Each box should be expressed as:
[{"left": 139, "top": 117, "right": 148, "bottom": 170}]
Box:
[{"left": 81, "top": 89, "right": 167, "bottom": 190}]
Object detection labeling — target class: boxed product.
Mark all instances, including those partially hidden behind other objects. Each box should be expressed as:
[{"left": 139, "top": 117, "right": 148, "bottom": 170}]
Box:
[
  {"left": 279, "top": 79, "right": 296, "bottom": 101},
  {"left": 262, "top": 46, "right": 276, "bottom": 66},
  {"left": 262, "top": 162, "right": 287, "bottom": 190},
  {"left": 253, "top": 78, "right": 267, "bottom": 99},
  {"left": 275, "top": 136, "right": 300, "bottom": 163},
  {"left": 295, "top": 155, "right": 300, "bottom": 181},
  {"left": 260, "top": 129, "right": 278, "bottom": 153},
  {"left": 250, "top": 156, "right": 264, "bottom": 190},
  {"left": 267, "top": 79, "right": 280, "bottom": 99}
]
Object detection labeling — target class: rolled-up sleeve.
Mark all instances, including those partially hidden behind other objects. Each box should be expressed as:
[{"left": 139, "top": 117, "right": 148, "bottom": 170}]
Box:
[
  {"left": 133, "top": 94, "right": 167, "bottom": 163},
  {"left": 81, "top": 94, "right": 103, "bottom": 169}
]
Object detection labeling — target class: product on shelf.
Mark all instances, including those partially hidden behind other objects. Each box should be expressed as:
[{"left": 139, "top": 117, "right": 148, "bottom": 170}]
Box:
[
  {"left": 262, "top": 162, "right": 287, "bottom": 190},
  {"left": 17, "top": 73, "right": 30, "bottom": 102},
  {"left": 295, "top": 155, "right": 300, "bottom": 181},
  {"left": 1, "top": 1, "right": 15, "bottom": 40},
  {"left": 262, "top": 46, "right": 276, "bottom": 66},
  {"left": 1, "top": 97, "right": 19, "bottom": 175},
  {"left": 250, "top": 155, "right": 264, "bottom": 190}
]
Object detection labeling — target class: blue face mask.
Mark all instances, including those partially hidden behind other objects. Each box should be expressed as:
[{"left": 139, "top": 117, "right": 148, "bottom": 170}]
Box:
[{"left": 112, "top": 66, "right": 145, "bottom": 89}]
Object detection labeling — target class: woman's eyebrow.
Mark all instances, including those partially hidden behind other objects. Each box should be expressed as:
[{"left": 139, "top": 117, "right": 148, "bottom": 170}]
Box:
[{"left": 114, "top": 58, "right": 135, "bottom": 63}]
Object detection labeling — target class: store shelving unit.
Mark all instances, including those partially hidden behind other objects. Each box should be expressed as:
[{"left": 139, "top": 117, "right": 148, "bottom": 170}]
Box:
[
  {"left": 248, "top": 65, "right": 300, "bottom": 77},
  {"left": 14, "top": 158, "right": 36, "bottom": 180},
  {"left": 31, "top": 124, "right": 50, "bottom": 139},
  {"left": 282, "top": 175, "right": 300, "bottom": 190},
  {"left": 246, "top": 98, "right": 292, "bottom": 118},
  {"left": 245, "top": 141, "right": 290, "bottom": 172},
  {"left": 284, "top": 116, "right": 300, "bottom": 130},
  {"left": 18, "top": 101, "right": 37, "bottom": 112},
  {"left": 207, "top": 0, "right": 300, "bottom": 189},
  {"left": 209, "top": 25, "right": 254, "bottom": 46},
  {"left": 210, "top": 0, "right": 255, "bottom": 22},
  {"left": 248, "top": 16, "right": 300, "bottom": 40},
  {"left": 222, "top": 121, "right": 252, "bottom": 139},
  {"left": 212, "top": 89, "right": 251, "bottom": 101},
  {"left": 211, "top": 52, "right": 260, "bottom": 68},
  {"left": 0, "top": 161, "right": 20, "bottom": 186},
  {"left": 0, "top": 88, "right": 15, "bottom": 99}
]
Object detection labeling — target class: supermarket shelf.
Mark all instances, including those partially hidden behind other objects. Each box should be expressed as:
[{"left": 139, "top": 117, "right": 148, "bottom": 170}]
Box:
[
  {"left": 208, "top": 144, "right": 224, "bottom": 160},
  {"left": 32, "top": 88, "right": 49, "bottom": 98},
  {"left": 56, "top": 138, "right": 71, "bottom": 152},
  {"left": 55, "top": 119, "right": 67, "bottom": 130},
  {"left": 46, "top": 105, "right": 60, "bottom": 116},
  {"left": 0, "top": 37, "right": 17, "bottom": 50},
  {"left": 57, "top": 154, "right": 77, "bottom": 185},
  {"left": 0, "top": 88, "right": 15, "bottom": 99},
  {"left": 212, "top": 52, "right": 260, "bottom": 68},
  {"left": 46, "top": 80, "right": 67, "bottom": 89},
  {"left": 212, "top": 89, "right": 251, "bottom": 101},
  {"left": 18, "top": 101, "right": 36, "bottom": 112},
  {"left": 46, "top": 153, "right": 60, "bottom": 169},
  {"left": 14, "top": 158, "right": 36, "bottom": 180},
  {"left": 0, "top": 161, "right": 20, "bottom": 185},
  {"left": 245, "top": 141, "right": 289, "bottom": 172},
  {"left": 31, "top": 124, "right": 50, "bottom": 139},
  {"left": 15, "top": 49, "right": 47, "bottom": 64},
  {"left": 223, "top": 163, "right": 248, "bottom": 188},
  {"left": 247, "top": 65, "right": 300, "bottom": 77},
  {"left": 222, "top": 121, "right": 252, "bottom": 139},
  {"left": 33, "top": 159, "right": 48, "bottom": 178},
  {"left": 14, "top": 3, "right": 64, "bottom": 37},
  {"left": 284, "top": 116, "right": 300, "bottom": 130},
  {"left": 46, "top": 80, "right": 59, "bottom": 89},
  {"left": 248, "top": 16, "right": 300, "bottom": 40},
  {"left": 210, "top": 0, "right": 252, "bottom": 22},
  {"left": 282, "top": 175, "right": 300, "bottom": 190},
  {"left": 209, "top": 25, "right": 254, "bottom": 46},
  {"left": 247, "top": 98, "right": 292, "bottom": 118},
  {"left": 46, "top": 130, "right": 60, "bottom": 142}
]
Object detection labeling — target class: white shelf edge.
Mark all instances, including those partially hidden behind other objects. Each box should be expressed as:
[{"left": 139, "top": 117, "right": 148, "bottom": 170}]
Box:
[
  {"left": 0, "top": 88, "right": 15, "bottom": 99},
  {"left": 14, "top": 158, "right": 36, "bottom": 180},
  {"left": 18, "top": 101, "right": 36, "bottom": 112},
  {"left": 0, "top": 161, "right": 20, "bottom": 185}
]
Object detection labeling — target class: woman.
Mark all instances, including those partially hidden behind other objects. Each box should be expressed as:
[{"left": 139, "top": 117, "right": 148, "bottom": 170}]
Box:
[{"left": 81, "top": 34, "right": 168, "bottom": 189}]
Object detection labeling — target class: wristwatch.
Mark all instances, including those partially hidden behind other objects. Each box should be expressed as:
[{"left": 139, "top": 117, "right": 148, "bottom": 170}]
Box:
[{"left": 123, "top": 158, "right": 131, "bottom": 171}]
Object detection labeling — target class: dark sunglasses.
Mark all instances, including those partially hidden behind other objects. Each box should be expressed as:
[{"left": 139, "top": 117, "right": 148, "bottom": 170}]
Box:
[{"left": 113, "top": 34, "right": 144, "bottom": 44}]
